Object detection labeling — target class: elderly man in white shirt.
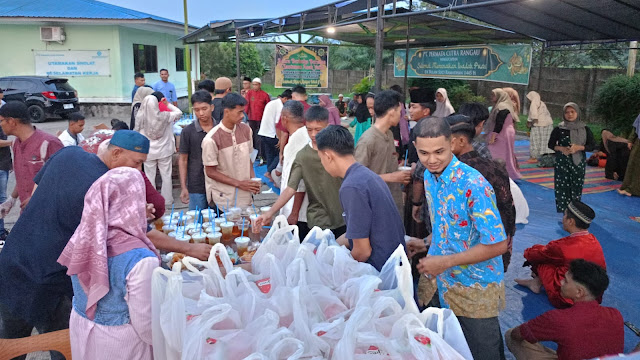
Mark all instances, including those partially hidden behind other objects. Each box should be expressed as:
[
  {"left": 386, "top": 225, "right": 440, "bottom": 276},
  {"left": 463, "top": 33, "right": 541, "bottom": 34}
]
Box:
[
  {"left": 58, "top": 112, "right": 86, "bottom": 146},
  {"left": 258, "top": 89, "right": 292, "bottom": 180}
]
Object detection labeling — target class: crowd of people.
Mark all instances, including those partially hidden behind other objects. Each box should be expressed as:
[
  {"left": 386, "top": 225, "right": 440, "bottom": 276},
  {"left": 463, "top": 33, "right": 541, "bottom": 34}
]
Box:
[{"left": 0, "top": 71, "right": 637, "bottom": 360}]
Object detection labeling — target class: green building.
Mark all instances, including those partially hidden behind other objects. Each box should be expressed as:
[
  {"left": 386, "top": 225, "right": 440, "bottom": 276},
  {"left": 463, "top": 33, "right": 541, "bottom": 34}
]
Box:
[{"left": 0, "top": 0, "right": 200, "bottom": 114}]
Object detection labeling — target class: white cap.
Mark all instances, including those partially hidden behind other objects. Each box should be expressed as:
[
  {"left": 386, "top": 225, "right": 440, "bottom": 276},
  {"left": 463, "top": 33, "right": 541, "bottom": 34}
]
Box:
[
  {"left": 338, "top": 94, "right": 344, "bottom": 97},
  {"left": 252, "top": 77, "right": 262, "bottom": 84}
]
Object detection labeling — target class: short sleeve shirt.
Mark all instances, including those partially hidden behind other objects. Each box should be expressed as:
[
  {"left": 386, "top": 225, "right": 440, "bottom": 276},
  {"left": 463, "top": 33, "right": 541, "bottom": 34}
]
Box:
[
  {"left": 340, "top": 162, "right": 405, "bottom": 271},
  {"left": 355, "top": 126, "right": 403, "bottom": 210},
  {"left": 179, "top": 120, "right": 208, "bottom": 194},
  {"left": 287, "top": 145, "right": 344, "bottom": 230},
  {"left": 201, "top": 122, "right": 253, "bottom": 208},
  {"left": 519, "top": 301, "right": 624, "bottom": 360},
  {"left": 424, "top": 155, "right": 506, "bottom": 318},
  {"left": 12, "top": 129, "right": 64, "bottom": 202},
  {"left": 0, "top": 147, "right": 109, "bottom": 323},
  {"left": 152, "top": 80, "right": 177, "bottom": 102}
]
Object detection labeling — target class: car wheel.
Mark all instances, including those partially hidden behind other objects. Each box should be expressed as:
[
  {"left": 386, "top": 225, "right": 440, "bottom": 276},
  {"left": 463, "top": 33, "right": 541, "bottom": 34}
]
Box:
[{"left": 27, "top": 104, "right": 46, "bottom": 123}]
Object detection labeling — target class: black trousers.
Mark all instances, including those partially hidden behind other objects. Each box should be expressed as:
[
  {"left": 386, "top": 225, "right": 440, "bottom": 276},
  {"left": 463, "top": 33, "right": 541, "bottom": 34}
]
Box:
[
  {"left": 297, "top": 221, "right": 347, "bottom": 242},
  {"left": 249, "top": 120, "right": 263, "bottom": 158},
  {"left": 260, "top": 135, "right": 280, "bottom": 172},
  {"left": 0, "top": 296, "right": 72, "bottom": 360},
  {"left": 457, "top": 316, "right": 506, "bottom": 360}
]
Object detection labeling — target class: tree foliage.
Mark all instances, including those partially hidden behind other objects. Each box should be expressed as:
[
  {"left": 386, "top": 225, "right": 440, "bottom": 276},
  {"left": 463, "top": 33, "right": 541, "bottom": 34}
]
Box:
[
  {"left": 200, "top": 42, "right": 265, "bottom": 80},
  {"left": 593, "top": 74, "right": 640, "bottom": 136}
]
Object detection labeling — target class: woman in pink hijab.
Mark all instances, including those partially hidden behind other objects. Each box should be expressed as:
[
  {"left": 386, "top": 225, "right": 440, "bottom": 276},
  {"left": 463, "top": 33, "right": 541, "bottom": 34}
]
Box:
[
  {"left": 58, "top": 167, "right": 160, "bottom": 360},
  {"left": 318, "top": 94, "right": 342, "bottom": 125}
]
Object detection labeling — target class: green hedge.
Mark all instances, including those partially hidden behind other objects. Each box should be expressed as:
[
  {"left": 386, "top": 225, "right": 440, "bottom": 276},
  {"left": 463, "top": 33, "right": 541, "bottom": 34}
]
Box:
[{"left": 593, "top": 74, "right": 640, "bottom": 137}]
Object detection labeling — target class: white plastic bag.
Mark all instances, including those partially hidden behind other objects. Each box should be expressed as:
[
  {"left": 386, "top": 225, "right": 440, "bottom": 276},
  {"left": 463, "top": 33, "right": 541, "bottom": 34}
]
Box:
[
  {"left": 152, "top": 264, "right": 187, "bottom": 360},
  {"left": 252, "top": 215, "right": 299, "bottom": 274},
  {"left": 337, "top": 275, "right": 382, "bottom": 309},
  {"left": 419, "top": 307, "right": 473, "bottom": 360},
  {"left": 301, "top": 226, "right": 338, "bottom": 249},
  {"left": 333, "top": 306, "right": 402, "bottom": 360},
  {"left": 378, "top": 245, "right": 419, "bottom": 314}
]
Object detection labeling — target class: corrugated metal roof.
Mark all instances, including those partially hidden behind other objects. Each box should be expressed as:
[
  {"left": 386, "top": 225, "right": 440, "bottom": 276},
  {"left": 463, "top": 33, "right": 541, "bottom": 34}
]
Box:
[{"left": 0, "top": 0, "right": 185, "bottom": 26}]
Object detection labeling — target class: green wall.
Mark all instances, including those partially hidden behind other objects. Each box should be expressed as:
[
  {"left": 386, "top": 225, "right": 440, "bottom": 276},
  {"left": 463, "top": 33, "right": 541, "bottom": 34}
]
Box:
[{"left": 0, "top": 23, "right": 198, "bottom": 103}]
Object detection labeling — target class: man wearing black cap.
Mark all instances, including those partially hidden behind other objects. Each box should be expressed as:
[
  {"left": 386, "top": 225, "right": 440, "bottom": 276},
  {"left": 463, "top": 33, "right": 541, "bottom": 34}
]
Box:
[
  {"left": 516, "top": 200, "right": 606, "bottom": 308},
  {"left": 446, "top": 114, "right": 516, "bottom": 271},
  {"left": 0, "top": 130, "right": 211, "bottom": 358}
]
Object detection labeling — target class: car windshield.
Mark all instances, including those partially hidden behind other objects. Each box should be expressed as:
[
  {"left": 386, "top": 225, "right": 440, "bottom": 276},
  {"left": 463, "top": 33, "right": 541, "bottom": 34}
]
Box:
[{"left": 44, "top": 80, "right": 75, "bottom": 92}]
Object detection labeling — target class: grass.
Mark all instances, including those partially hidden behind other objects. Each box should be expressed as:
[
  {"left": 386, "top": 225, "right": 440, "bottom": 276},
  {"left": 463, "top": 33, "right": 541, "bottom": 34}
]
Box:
[{"left": 516, "top": 115, "right": 604, "bottom": 144}]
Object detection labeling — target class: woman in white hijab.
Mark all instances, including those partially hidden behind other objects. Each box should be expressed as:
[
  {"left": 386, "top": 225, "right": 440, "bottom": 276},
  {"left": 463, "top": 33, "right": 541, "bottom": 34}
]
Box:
[
  {"left": 130, "top": 86, "right": 154, "bottom": 130},
  {"left": 135, "top": 94, "right": 182, "bottom": 205},
  {"left": 433, "top": 88, "right": 455, "bottom": 117},
  {"left": 526, "top": 91, "right": 554, "bottom": 161}
]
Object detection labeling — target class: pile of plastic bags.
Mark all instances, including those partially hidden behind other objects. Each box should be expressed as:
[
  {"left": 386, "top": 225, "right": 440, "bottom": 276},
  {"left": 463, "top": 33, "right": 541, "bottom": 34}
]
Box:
[{"left": 152, "top": 216, "right": 472, "bottom": 360}]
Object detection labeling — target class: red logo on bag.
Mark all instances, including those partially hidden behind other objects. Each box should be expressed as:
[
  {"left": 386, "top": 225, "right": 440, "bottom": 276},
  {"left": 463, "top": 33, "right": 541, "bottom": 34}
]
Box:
[
  {"left": 255, "top": 278, "right": 271, "bottom": 293},
  {"left": 186, "top": 314, "right": 198, "bottom": 321},
  {"left": 414, "top": 335, "right": 431, "bottom": 346},
  {"left": 317, "top": 331, "right": 327, "bottom": 337},
  {"left": 367, "top": 346, "right": 381, "bottom": 355},
  {"left": 206, "top": 337, "right": 217, "bottom": 345}
]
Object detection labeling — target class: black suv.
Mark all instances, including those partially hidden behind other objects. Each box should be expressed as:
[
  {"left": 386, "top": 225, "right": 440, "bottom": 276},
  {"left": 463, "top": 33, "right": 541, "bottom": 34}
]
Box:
[{"left": 0, "top": 76, "right": 79, "bottom": 123}]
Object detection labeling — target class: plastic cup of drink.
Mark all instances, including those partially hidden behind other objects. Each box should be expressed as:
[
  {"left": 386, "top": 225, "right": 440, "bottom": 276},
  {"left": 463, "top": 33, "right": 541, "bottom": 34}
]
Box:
[
  {"left": 214, "top": 218, "right": 226, "bottom": 227},
  {"left": 260, "top": 206, "right": 271, "bottom": 214},
  {"left": 234, "top": 236, "right": 250, "bottom": 256},
  {"left": 175, "top": 233, "right": 191, "bottom": 243},
  {"left": 249, "top": 214, "right": 260, "bottom": 234},
  {"left": 207, "top": 232, "right": 222, "bottom": 245},
  {"left": 201, "top": 212, "right": 214, "bottom": 222},
  {"left": 162, "top": 224, "right": 178, "bottom": 235},
  {"left": 251, "top": 177, "right": 262, "bottom": 184},
  {"left": 220, "top": 221, "right": 235, "bottom": 237},
  {"left": 237, "top": 219, "right": 250, "bottom": 233},
  {"left": 191, "top": 233, "right": 207, "bottom": 244},
  {"left": 184, "top": 223, "right": 197, "bottom": 234},
  {"left": 228, "top": 207, "right": 241, "bottom": 217},
  {"left": 398, "top": 166, "right": 411, "bottom": 172},
  {"left": 205, "top": 225, "right": 221, "bottom": 234},
  {"left": 200, "top": 221, "right": 212, "bottom": 229},
  {"left": 186, "top": 209, "right": 200, "bottom": 218}
]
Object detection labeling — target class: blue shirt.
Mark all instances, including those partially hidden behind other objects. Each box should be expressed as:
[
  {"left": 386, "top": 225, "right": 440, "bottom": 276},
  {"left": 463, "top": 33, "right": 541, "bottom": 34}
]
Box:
[
  {"left": 152, "top": 80, "right": 177, "bottom": 103},
  {"left": 424, "top": 155, "right": 506, "bottom": 318},
  {"left": 0, "top": 147, "right": 109, "bottom": 323},
  {"left": 340, "top": 162, "right": 405, "bottom": 271}
]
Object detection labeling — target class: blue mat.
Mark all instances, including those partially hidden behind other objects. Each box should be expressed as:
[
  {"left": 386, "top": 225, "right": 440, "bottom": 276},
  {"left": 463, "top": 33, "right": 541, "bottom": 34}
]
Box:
[
  {"left": 502, "top": 180, "right": 640, "bottom": 354},
  {"left": 253, "top": 163, "right": 280, "bottom": 195}
]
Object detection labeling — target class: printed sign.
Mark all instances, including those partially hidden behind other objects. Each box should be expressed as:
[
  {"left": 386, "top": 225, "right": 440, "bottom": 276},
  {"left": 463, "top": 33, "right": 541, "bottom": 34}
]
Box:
[
  {"left": 34, "top": 50, "right": 111, "bottom": 77},
  {"left": 394, "top": 44, "right": 532, "bottom": 85},
  {"left": 275, "top": 45, "right": 328, "bottom": 88}
]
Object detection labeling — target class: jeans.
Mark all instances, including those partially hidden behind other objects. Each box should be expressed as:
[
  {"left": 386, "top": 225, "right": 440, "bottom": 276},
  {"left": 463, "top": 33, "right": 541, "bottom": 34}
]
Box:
[
  {"left": 0, "top": 296, "right": 72, "bottom": 360},
  {"left": 260, "top": 135, "right": 280, "bottom": 172},
  {"left": 188, "top": 193, "right": 209, "bottom": 210},
  {"left": 0, "top": 170, "right": 7, "bottom": 234}
]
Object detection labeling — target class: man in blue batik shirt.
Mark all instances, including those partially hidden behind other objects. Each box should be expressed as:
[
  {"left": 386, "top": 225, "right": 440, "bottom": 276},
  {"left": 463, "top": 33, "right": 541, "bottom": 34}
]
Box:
[
  {"left": 152, "top": 69, "right": 178, "bottom": 106},
  {"left": 412, "top": 117, "right": 508, "bottom": 360}
]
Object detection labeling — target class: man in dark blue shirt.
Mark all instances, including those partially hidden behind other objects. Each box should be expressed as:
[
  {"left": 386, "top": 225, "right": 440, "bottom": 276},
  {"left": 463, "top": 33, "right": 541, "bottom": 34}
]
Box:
[
  {"left": 0, "top": 131, "right": 211, "bottom": 360},
  {"left": 316, "top": 125, "right": 405, "bottom": 271}
]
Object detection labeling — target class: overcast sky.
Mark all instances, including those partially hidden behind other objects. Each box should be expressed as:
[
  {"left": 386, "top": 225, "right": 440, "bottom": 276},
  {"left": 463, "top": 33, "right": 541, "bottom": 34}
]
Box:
[{"left": 102, "top": 0, "right": 337, "bottom": 28}]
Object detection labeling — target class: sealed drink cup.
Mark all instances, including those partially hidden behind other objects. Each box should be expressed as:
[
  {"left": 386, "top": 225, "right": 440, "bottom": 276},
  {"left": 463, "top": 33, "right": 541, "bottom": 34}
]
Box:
[
  {"left": 237, "top": 219, "right": 250, "bottom": 234},
  {"left": 250, "top": 214, "right": 260, "bottom": 234},
  {"left": 214, "top": 218, "right": 226, "bottom": 227},
  {"left": 220, "top": 221, "right": 235, "bottom": 238},
  {"left": 228, "top": 207, "right": 242, "bottom": 221},
  {"left": 235, "top": 236, "right": 250, "bottom": 256},
  {"left": 201, "top": 212, "right": 214, "bottom": 222},
  {"left": 398, "top": 166, "right": 411, "bottom": 172},
  {"left": 175, "top": 233, "right": 191, "bottom": 243},
  {"left": 184, "top": 223, "right": 197, "bottom": 234},
  {"left": 207, "top": 232, "right": 222, "bottom": 245},
  {"left": 260, "top": 206, "right": 271, "bottom": 214},
  {"left": 191, "top": 233, "right": 206, "bottom": 244},
  {"left": 162, "top": 224, "right": 178, "bottom": 235},
  {"left": 251, "top": 177, "right": 262, "bottom": 184},
  {"left": 205, "top": 225, "right": 221, "bottom": 234}
]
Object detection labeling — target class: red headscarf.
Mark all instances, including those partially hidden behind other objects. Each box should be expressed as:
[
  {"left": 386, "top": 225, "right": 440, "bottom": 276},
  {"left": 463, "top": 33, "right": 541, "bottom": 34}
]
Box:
[{"left": 57, "top": 167, "right": 159, "bottom": 320}]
